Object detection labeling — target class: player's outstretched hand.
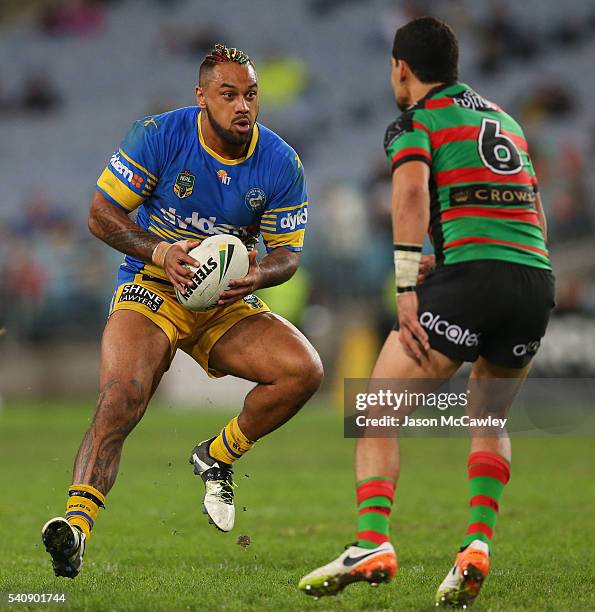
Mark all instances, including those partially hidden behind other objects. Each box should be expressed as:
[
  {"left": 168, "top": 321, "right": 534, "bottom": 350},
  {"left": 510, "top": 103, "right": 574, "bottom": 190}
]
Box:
[
  {"left": 163, "top": 240, "right": 201, "bottom": 294},
  {"left": 218, "top": 250, "right": 261, "bottom": 306},
  {"left": 417, "top": 254, "right": 435, "bottom": 284},
  {"left": 397, "top": 291, "right": 430, "bottom": 363}
]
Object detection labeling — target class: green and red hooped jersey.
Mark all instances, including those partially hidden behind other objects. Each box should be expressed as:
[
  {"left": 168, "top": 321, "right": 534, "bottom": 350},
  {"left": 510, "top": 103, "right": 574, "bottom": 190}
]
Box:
[{"left": 384, "top": 83, "right": 550, "bottom": 270}]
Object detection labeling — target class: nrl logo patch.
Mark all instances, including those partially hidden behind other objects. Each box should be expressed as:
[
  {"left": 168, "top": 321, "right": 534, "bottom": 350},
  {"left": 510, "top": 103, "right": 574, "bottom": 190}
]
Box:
[
  {"left": 174, "top": 170, "right": 195, "bottom": 198},
  {"left": 244, "top": 187, "right": 266, "bottom": 211},
  {"left": 243, "top": 294, "right": 264, "bottom": 310}
]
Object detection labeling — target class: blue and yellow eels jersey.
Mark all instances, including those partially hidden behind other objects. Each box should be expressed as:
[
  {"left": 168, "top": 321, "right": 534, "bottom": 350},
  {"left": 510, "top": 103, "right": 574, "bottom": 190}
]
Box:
[{"left": 96, "top": 106, "right": 308, "bottom": 281}]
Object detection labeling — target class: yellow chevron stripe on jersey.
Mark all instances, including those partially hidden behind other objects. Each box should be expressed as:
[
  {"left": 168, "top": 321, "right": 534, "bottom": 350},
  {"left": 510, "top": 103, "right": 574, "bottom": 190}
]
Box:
[
  {"left": 97, "top": 168, "right": 144, "bottom": 211},
  {"left": 148, "top": 224, "right": 180, "bottom": 241},
  {"left": 261, "top": 228, "right": 305, "bottom": 249},
  {"left": 171, "top": 227, "right": 210, "bottom": 241},
  {"left": 198, "top": 116, "right": 259, "bottom": 165},
  {"left": 149, "top": 216, "right": 210, "bottom": 241},
  {"left": 262, "top": 201, "right": 308, "bottom": 215},
  {"left": 150, "top": 213, "right": 172, "bottom": 224},
  {"left": 149, "top": 214, "right": 180, "bottom": 232},
  {"left": 118, "top": 148, "right": 158, "bottom": 181},
  {"left": 148, "top": 225, "right": 175, "bottom": 241}
]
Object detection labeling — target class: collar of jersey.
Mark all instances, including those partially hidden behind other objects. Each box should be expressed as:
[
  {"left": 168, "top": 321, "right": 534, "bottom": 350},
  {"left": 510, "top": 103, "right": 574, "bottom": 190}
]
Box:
[
  {"left": 197, "top": 111, "right": 259, "bottom": 165},
  {"left": 406, "top": 82, "right": 467, "bottom": 112},
  {"left": 428, "top": 81, "right": 465, "bottom": 99}
]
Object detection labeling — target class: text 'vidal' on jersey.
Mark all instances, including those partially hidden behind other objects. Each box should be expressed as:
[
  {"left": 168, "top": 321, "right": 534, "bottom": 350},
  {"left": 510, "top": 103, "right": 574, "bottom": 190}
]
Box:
[{"left": 96, "top": 106, "right": 308, "bottom": 280}]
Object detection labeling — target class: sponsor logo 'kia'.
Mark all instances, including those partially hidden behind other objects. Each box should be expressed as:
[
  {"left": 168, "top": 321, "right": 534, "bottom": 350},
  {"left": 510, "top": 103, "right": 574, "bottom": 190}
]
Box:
[
  {"left": 280, "top": 208, "right": 308, "bottom": 231},
  {"left": 512, "top": 341, "right": 540, "bottom": 357},
  {"left": 420, "top": 311, "right": 480, "bottom": 347}
]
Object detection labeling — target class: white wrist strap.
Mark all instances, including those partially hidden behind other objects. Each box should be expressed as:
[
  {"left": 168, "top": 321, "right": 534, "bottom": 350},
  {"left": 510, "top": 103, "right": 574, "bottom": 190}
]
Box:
[
  {"left": 394, "top": 243, "right": 422, "bottom": 294},
  {"left": 151, "top": 241, "right": 172, "bottom": 268}
]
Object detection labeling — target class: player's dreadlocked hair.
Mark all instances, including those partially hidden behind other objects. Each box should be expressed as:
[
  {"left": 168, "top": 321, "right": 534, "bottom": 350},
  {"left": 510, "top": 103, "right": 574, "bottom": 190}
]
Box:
[
  {"left": 205, "top": 43, "right": 250, "bottom": 65},
  {"left": 199, "top": 43, "right": 253, "bottom": 85}
]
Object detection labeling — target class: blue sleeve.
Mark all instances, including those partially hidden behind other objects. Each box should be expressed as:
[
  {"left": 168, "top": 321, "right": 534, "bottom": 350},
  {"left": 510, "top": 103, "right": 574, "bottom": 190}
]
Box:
[
  {"left": 260, "top": 152, "right": 308, "bottom": 252},
  {"left": 96, "top": 116, "right": 162, "bottom": 212}
]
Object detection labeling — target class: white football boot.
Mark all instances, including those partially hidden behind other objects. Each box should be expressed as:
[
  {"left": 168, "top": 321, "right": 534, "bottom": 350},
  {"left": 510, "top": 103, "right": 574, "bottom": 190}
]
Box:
[
  {"left": 299, "top": 541, "right": 397, "bottom": 598},
  {"left": 42, "top": 517, "right": 86, "bottom": 578},
  {"left": 435, "top": 539, "right": 490, "bottom": 608},
  {"left": 189, "top": 438, "right": 235, "bottom": 532}
]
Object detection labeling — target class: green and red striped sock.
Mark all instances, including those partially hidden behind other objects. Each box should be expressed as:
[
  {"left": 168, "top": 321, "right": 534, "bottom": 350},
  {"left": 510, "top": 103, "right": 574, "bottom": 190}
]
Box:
[
  {"left": 462, "top": 451, "right": 510, "bottom": 552},
  {"left": 356, "top": 476, "right": 395, "bottom": 549}
]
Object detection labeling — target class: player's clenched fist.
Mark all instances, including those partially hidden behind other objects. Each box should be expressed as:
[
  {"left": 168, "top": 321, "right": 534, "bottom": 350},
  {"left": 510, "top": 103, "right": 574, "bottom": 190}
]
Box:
[{"left": 152, "top": 239, "right": 200, "bottom": 294}]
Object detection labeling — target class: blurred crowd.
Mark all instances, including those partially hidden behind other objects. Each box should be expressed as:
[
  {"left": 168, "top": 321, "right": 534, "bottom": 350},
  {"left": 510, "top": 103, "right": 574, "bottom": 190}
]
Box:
[
  {"left": 0, "top": 192, "right": 112, "bottom": 341},
  {"left": 1, "top": 0, "right": 594, "bottom": 354}
]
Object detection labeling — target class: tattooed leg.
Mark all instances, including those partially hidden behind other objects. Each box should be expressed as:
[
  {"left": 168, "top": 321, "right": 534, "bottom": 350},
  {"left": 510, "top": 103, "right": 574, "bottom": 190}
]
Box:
[
  {"left": 73, "top": 379, "right": 149, "bottom": 493},
  {"left": 41, "top": 310, "right": 171, "bottom": 570},
  {"left": 71, "top": 310, "right": 171, "bottom": 495}
]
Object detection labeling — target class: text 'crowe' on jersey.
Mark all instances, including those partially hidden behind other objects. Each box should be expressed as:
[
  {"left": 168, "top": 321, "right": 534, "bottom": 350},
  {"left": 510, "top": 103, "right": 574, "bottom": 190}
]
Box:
[
  {"left": 384, "top": 83, "right": 550, "bottom": 271},
  {"left": 96, "top": 107, "right": 308, "bottom": 280}
]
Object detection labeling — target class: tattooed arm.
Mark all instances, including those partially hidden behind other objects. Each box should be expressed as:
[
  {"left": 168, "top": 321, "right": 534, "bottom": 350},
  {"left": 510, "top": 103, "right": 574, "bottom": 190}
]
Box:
[
  {"left": 88, "top": 191, "right": 199, "bottom": 292},
  {"left": 88, "top": 190, "right": 164, "bottom": 262}
]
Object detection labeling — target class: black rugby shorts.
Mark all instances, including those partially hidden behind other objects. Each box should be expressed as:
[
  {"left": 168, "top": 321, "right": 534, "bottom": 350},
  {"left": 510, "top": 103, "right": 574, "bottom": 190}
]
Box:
[{"left": 394, "top": 260, "right": 555, "bottom": 368}]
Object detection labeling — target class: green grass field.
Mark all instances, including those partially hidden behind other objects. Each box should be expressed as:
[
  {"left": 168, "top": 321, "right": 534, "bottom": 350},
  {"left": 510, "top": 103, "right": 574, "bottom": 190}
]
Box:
[{"left": 1, "top": 401, "right": 593, "bottom": 611}]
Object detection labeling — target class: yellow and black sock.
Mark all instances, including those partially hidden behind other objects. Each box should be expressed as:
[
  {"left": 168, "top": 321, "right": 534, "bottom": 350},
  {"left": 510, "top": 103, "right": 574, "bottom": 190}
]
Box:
[
  {"left": 209, "top": 417, "right": 255, "bottom": 464},
  {"left": 65, "top": 484, "right": 105, "bottom": 540}
]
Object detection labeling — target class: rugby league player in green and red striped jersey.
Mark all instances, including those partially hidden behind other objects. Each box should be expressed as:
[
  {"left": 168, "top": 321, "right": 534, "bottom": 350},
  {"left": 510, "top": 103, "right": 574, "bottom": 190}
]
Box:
[{"left": 299, "top": 17, "right": 555, "bottom": 607}]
